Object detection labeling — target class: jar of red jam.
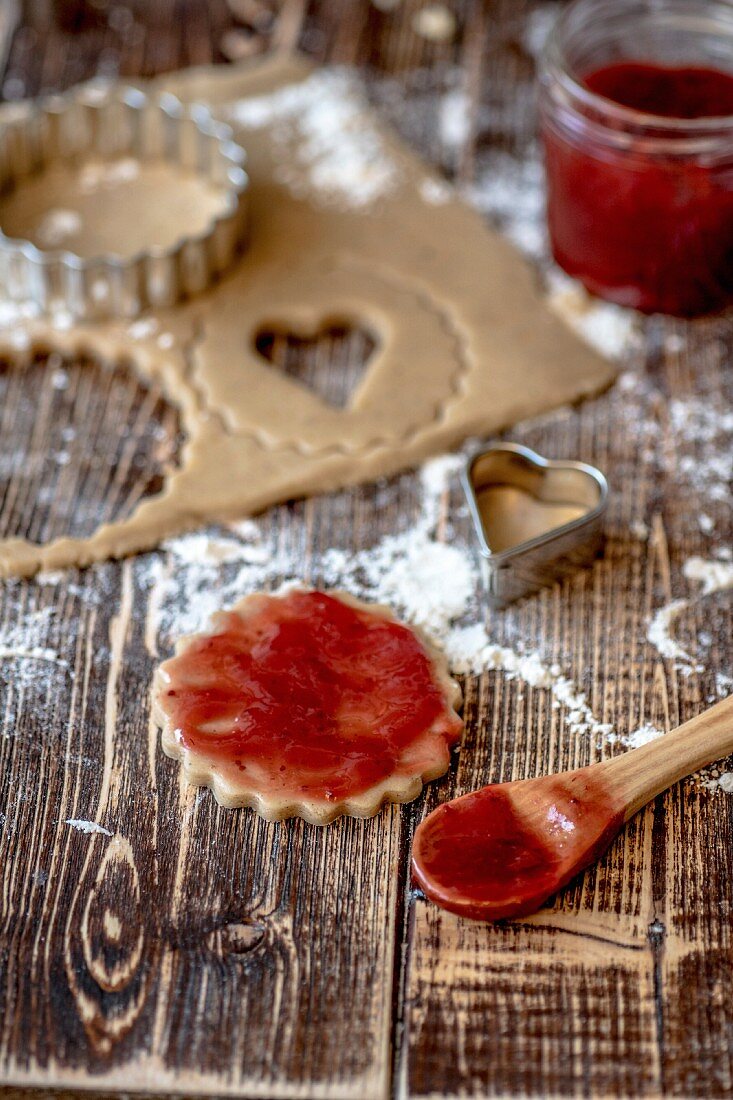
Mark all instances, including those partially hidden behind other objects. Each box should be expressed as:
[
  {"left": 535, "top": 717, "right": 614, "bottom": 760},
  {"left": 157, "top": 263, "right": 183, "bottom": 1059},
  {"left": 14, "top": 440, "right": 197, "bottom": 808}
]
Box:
[{"left": 539, "top": 0, "right": 733, "bottom": 317}]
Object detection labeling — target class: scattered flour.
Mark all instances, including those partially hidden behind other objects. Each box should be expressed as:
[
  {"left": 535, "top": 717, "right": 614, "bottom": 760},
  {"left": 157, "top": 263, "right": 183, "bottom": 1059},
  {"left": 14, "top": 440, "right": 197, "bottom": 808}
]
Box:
[
  {"left": 65, "top": 819, "right": 113, "bottom": 836},
  {"left": 161, "top": 532, "right": 269, "bottom": 567},
  {"left": 462, "top": 148, "right": 546, "bottom": 259},
  {"left": 128, "top": 317, "right": 159, "bottom": 340},
  {"left": 419, "top": 176, "right": 453, "bottom": 204},
  {"left": 647, "top": 556, "right": 733, "bottom": 678},
  {"left": 228, "top": 69, "right": 401, "bottom": 210},
  {"left": 35, "top": 208, "right": 82, "bottom": 248},
  {"left": 0, "top": 298, "right": 40, "bottom": 329},
  {"left": 35, "top": 570, "right": 67, "bottom": 586},
  {"left": 668, "top": 397, "right": 733, "bottom": 505},
  {"left": 706, "top": 772, "right": 733, "bottom": 794},
  {"left": 684, "top": 555, "right": 733, "bottom": 596},
  {"left": 523, "top": 2, "right": 558, "bottom": 60},
  {"left": 0, "top": 644, "right": 62, "bottom": 664},
  {"left": 545, "top": 269, "right": 638, "bottom": 361},
  {"left": 412, "top": 4, "right": 457, "bottom": 42},
  {"left": 321, "top": 456, "right": 474, "bottom": 637},
  {"left": 0, "top": 606, "right": 67, "bottom": 675},
  {"left": 624, "top": 723, "right": 665, "bottom": 749},
  {"left": 78, "top": 157, "right": 140, "bottom": 192},
  {"left": 438, "top": 87, "right": 471, "bottom": 151},
  {"left": 648, "top": 599, "right": 697, "bottom": 667},
  {"left": 717, "top": 672, "right": 733, "bottom": 696}
]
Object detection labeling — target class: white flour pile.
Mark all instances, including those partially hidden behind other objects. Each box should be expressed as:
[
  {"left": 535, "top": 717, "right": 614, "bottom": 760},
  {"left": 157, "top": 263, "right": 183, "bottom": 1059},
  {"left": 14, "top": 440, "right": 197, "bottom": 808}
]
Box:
[
  {"left": 647, "top": 556, "right": 733, "bottom": 679},
  {"left": 147, "top": 456, "right": 476, "bottom": 646},
  {"left": 35, "top": 208, "right": 82, "bottom": 248},
  {"left": 667, "top": 397, "right": 733, "bottom": 507},
  {"left": 228, "top": 69, "right": 402, "bottom": 210}
]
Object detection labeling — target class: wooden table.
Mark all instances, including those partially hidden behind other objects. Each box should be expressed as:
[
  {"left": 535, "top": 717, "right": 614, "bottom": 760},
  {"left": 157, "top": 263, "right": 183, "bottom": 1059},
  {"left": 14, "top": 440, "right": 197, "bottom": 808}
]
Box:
[{"left": 1, "top": 2, "right": 732, "bottom": 1097}]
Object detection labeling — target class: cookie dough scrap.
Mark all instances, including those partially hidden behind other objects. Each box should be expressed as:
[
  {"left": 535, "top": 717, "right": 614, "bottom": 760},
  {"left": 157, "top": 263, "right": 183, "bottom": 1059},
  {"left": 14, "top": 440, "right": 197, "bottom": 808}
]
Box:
[
  {"left": 153, "top": 588, "right": 463, "bottom": 823},
  {"left": 0, "top": 55, "right": 615, "bottom": 577}
]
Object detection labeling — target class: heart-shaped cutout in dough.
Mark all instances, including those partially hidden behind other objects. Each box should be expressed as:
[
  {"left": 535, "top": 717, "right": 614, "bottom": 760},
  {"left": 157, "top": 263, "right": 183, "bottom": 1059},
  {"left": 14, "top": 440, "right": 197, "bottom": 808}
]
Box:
[
  {"left": 253, "top": 317, "right": 378, "bottom": 410},
  {"left": 192, "top": 259, "right": 468, "bottom": 455}
]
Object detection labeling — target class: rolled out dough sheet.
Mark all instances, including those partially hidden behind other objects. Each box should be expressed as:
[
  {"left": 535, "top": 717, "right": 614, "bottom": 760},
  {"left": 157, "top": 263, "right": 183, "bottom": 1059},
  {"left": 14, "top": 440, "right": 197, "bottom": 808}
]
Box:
[{"left": 0, "top": 55, "right": 615, "bottom": 577}]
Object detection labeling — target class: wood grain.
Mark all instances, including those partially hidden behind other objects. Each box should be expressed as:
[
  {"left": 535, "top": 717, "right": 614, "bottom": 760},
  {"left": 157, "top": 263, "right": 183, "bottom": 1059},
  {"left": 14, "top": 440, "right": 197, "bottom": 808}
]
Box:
[{"left": 0, "top": 2, "right": 732, "bottom": 1098}]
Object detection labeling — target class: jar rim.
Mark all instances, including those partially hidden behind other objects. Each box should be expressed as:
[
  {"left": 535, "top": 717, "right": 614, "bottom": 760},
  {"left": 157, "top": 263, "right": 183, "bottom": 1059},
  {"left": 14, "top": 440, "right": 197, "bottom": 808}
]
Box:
[{"left": 543, "top": 0, "right": 733, "bottom": 133}]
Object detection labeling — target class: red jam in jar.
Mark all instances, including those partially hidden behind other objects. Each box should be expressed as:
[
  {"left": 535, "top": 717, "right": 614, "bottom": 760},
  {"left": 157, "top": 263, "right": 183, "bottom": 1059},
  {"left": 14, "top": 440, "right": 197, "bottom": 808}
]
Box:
[{"left": 539, "top": 0, "right": 733, "bottom": 317}]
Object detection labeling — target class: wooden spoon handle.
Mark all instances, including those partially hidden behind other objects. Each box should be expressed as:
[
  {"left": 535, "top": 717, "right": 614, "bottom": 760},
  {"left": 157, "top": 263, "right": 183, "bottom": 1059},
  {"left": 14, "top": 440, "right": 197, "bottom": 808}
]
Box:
[{"left": 598, "top": 695, "right": 733, "bottom": 819}]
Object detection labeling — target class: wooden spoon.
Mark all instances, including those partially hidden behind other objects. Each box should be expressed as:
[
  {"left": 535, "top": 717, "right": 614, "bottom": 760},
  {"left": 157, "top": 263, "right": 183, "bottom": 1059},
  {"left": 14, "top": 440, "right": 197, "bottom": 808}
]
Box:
[{"left": 411, "top": 695, "right": 733, "bottom": 921}]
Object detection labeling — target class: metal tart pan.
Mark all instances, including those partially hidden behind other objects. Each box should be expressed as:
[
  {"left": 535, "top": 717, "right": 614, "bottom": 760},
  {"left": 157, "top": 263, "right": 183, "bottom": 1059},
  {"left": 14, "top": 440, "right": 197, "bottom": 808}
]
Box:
[{"left": 0, "top": 83, "right": 249, "bottom": 321}]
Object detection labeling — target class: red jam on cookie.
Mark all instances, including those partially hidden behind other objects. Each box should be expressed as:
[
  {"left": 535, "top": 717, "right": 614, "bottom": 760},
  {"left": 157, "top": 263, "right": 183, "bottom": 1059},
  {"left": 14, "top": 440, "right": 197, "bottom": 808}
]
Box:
[{"left": 154, "top": 589, "right": 463, "bottom": 823}]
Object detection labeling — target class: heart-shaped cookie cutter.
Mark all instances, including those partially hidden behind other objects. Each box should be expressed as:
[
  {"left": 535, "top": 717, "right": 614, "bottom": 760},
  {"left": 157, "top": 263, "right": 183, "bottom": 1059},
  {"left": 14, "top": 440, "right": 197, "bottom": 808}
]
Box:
[
  {"left": 463, "top": 442, "right": 608, "bottom": 608},
  {"left": 0, "top": 83, "right": 249, "bottom": 320}
]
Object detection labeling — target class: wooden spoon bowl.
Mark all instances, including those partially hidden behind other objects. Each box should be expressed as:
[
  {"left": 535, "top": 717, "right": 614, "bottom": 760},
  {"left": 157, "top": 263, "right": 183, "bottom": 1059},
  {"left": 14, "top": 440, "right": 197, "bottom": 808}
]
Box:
[{"left": 412, "top": 695, "right": 733, "bottom": 921}]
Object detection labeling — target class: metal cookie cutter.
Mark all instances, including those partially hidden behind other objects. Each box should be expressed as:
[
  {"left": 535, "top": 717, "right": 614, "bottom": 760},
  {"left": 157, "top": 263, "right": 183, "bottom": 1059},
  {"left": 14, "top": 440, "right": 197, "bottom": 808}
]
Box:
[
  {"left": 0, "top": 84, "right": 249, "bottom": 320},
  {"left": 463, "top": 442, "right": 608, "bottom": 608}
]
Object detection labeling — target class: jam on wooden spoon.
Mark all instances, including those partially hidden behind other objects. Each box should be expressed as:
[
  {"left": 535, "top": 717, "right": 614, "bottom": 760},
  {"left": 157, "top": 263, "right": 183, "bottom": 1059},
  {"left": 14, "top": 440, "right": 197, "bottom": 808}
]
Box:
[{"left": 412, "top": 695, "right": 733, "bottom": 921}]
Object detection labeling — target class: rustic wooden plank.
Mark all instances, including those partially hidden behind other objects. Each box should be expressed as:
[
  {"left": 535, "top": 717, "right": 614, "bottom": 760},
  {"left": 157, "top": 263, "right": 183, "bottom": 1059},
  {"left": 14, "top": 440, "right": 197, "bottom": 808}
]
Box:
[
  {"left": 0, "top": 361, "right": 407, "bottom": 1097},
  {"left": 0, "top": 338, "right": 404, "bottom": 1097},
  {"left": 0, "top": 1, "right": 19, "bottom": 86},
  {"left": 0, "top": 5, "right": 402, "bottom": 1098},
  {"left": 400, "top": 8, "right": 733, "bottom": 1096}
]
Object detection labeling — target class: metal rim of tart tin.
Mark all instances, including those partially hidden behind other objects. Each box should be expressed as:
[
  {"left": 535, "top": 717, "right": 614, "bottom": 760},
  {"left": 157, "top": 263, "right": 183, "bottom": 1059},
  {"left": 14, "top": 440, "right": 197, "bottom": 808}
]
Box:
[
  {"left": 0, "top": 83, "right": 249, "bottom": 321},
  {"left": 462, "top": 441, "right": 609, "bottom": 608}
]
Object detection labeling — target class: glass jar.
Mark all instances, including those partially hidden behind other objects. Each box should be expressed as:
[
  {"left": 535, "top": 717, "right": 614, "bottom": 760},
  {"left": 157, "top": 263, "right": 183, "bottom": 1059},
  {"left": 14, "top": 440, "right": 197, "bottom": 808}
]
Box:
[{"left": 539, "top": 0, "right": 733, "bottom": 317}]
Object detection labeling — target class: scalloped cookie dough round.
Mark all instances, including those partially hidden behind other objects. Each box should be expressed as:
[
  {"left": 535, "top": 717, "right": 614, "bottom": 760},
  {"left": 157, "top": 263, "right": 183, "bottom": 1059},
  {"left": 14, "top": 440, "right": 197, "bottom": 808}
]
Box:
[{"left": 153, "top": 587, "right": 463, "bottom": 823}]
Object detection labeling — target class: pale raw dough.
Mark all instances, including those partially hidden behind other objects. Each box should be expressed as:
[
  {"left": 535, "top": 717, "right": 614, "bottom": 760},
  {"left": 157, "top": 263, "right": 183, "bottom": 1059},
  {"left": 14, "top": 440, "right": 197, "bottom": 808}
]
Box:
[
  {"left": 0, "top": 160, "right": 229, "bottom": 258},
  {"left": 0, "top": 56, "right": 616, "bottom": 577},
  {"left": 153, "top": 587, "right": 463, "bottom": 823}
]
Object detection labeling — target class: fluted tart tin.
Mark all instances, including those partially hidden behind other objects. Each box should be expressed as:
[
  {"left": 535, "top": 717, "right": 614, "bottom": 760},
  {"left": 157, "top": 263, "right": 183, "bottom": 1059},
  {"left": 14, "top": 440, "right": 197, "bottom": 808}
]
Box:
[{"left": 0, "top": 83, "right": 249, "bottom": 320}]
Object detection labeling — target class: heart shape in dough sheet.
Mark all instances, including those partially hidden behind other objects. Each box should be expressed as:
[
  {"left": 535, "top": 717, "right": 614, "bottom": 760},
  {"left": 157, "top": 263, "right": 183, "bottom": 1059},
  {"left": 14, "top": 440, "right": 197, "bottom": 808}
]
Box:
[
  {"left": 160, "top": 54, "right": 616, "bottom": 460},
  {"left": 254, "top": 317, "right": 378, "bottom": 411},
  {"left": 190, "top": 256, "right": 471, "bottom": 454}
]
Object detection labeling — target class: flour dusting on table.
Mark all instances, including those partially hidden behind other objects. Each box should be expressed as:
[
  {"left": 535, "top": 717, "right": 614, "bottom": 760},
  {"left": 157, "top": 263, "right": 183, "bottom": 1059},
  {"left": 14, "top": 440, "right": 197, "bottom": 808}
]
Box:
[
  {"left": 647, "top": 556, "right": 733, "bottom": 677},
  {"left": 668, "top": 397, "right": 733, "bottom": 506},
  {"left": 65, "top": 818, "right": 113, "bottom": 836}
]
